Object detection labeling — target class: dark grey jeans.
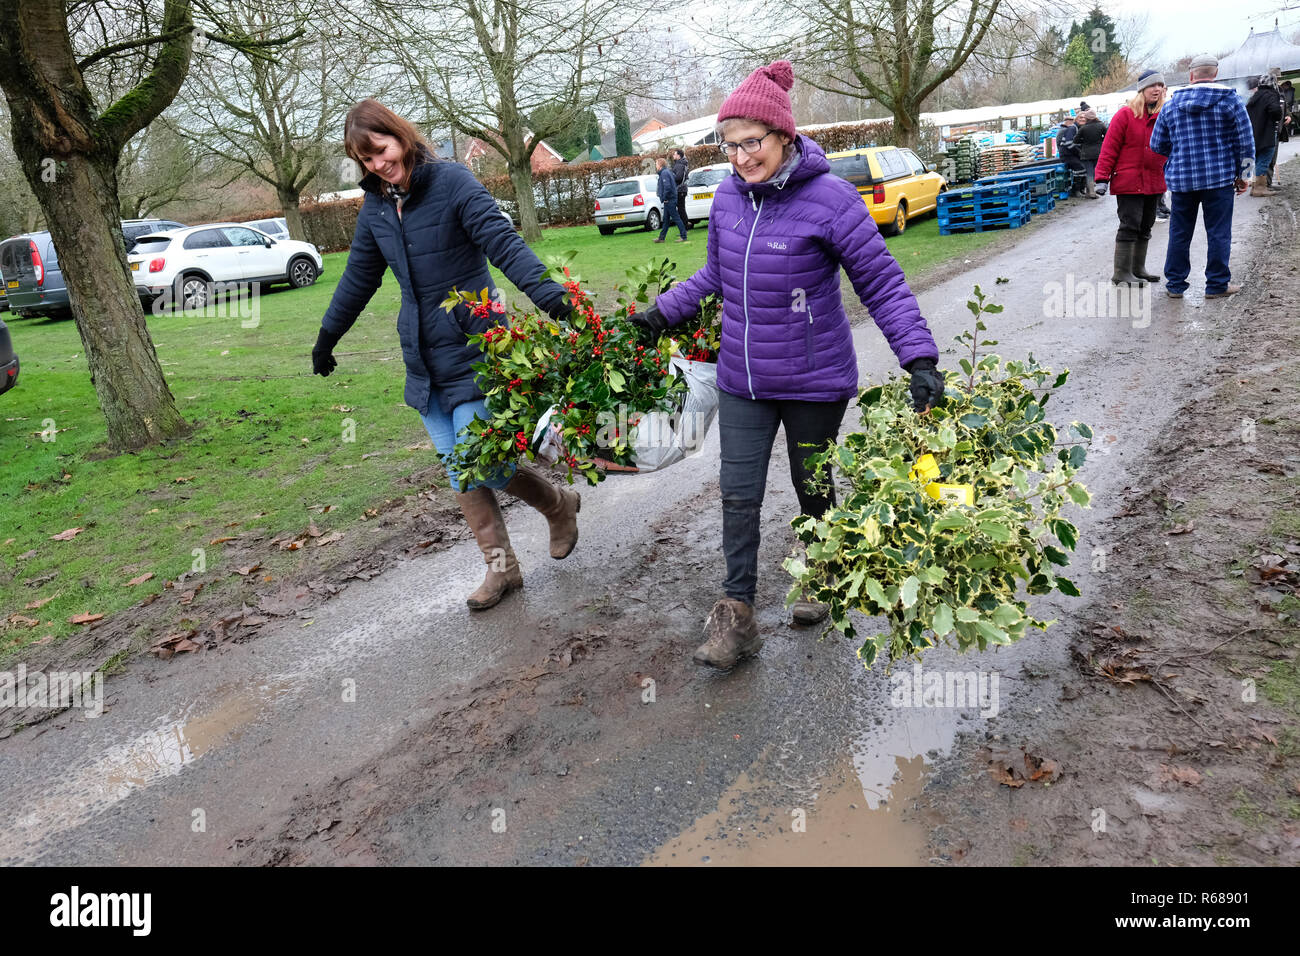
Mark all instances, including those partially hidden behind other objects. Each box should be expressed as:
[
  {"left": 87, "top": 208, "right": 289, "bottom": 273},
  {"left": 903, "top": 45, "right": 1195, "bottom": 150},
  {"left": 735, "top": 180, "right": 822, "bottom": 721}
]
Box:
[{"left": 718, "top": 389, "right": 849, "bottom": 605}]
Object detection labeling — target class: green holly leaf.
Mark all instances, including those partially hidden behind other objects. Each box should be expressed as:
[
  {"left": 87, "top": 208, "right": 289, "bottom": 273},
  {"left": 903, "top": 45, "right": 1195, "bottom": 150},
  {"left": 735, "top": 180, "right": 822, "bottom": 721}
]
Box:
[{"left": 932, "top": 603, "right": 954, "bottom": 638}]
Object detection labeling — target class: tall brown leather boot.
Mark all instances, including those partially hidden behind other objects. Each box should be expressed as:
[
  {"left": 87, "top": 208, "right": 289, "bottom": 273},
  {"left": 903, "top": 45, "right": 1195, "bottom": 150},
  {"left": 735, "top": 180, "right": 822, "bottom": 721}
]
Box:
[
  {"left": 456, "top": 488, "right": 522, "bottom": 610},
  {"left": 503, "top": 464, "right": 581, "bottom": 559}
]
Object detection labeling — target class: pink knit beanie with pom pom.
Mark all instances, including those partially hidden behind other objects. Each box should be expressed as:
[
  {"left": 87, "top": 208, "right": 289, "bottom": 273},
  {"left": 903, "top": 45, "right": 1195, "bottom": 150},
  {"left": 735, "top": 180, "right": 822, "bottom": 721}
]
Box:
[{"left": 717, "top": 60, "right": 796, "bottom": 140}]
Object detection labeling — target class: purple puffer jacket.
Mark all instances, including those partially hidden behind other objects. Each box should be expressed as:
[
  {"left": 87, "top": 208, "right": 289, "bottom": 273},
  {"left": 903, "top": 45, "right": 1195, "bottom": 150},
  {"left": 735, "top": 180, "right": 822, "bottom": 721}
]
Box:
[{"left": 655, "top": 135, "right": 938, "bottom": 402}]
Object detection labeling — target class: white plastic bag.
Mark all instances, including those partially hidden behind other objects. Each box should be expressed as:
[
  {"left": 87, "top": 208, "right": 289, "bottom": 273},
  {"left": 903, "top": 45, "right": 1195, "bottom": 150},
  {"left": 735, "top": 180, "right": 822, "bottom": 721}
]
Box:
[{"left": 631, "top": 357, "right": 719, "bottom": 472}]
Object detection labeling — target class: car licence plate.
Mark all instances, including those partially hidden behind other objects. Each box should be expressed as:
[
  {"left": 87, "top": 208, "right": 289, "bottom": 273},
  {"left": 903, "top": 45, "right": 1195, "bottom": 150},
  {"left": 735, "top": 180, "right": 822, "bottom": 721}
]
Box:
[
  {"left": 130, "top": 262, "right": 139, "bottom": 271},
  {"left": 6, "top": 280, "right": 16, "bottom": 289},
  {"left": 607, "top": 214, "right": 625, "bottom": 221},
  {"left": 696, "top": 192, "right": 714, "bottom": 200}
]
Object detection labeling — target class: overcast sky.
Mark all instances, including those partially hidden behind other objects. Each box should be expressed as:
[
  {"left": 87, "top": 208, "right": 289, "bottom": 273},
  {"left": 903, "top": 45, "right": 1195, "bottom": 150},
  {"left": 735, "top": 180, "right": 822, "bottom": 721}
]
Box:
[{"left": 1111, "top": 0, "right": 1300, "bottom": 64}]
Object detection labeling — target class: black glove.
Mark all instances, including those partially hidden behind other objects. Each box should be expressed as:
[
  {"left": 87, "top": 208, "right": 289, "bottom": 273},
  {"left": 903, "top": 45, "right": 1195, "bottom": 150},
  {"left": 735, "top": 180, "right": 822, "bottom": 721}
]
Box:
[
  {"left": 905, "top": 357, "right": 945, "bottom": 412},
  {"left": 627, "top": 302, "right": 669, "bottom": 337},
  {"left": 312, "top": 327, "right": 343, "bottom": 376},
  {"left": 547, "top": 301, "right": 575, "bottom": 324}
]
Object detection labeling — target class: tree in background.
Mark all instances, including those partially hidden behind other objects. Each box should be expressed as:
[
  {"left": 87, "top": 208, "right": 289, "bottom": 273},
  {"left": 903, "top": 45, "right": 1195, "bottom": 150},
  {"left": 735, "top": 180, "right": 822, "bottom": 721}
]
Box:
[
  {"left": 0, "top": 0, "right": 297, "bottom": 451},
  {"left": 373, "top": 0, "right": 647, "bottom": 241},
  {"left": 613, "top": 96, "right": 633, "bottom": 156},
  {"left": 708, "top": 0, "right": 1007, "bottom": 149},
  {"left": 1063, "top": 33, "right": 1095, "bottom": 96},
  {"left": 117, "top": 121, "right": 207, "bottom": 219},
  {"left": 1067, "top": 6, "right": 1121, "bottom": 85},
  {"left": 171, "top": 0, "right": 368, "bottom": 240}
]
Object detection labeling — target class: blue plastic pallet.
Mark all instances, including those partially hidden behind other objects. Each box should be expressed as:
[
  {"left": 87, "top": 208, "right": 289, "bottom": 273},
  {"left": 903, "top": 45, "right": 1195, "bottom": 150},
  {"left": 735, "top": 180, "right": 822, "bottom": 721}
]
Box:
[
  {"left": 938, "top": 182, "right": 1030, "bottom": 205},
  {"left": 939, "top": 211, "right": 1033, "bottom": 235},
  {"left": 938, "top": 197, "right": 1033, "bottom": 220},
  {"left": 939, "top": 207, "right": 1033, "bottom": 225}
]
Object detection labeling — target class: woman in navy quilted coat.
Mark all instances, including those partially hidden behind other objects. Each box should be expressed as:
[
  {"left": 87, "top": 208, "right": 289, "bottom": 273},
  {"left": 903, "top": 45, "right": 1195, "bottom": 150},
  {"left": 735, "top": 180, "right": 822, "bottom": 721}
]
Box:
[
  {"left": 631, "top": 62, "right": 944, "bottom": 669},
  {"left": 311, "top": 99, "right": 581, "bottom": 612}
]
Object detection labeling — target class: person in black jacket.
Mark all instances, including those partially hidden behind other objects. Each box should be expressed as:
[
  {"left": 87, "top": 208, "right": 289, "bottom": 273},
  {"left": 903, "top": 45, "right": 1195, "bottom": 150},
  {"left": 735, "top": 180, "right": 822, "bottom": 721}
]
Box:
[
  {"left": 653, "top": 156, "right": 688, "bottom": 242},
  {"left": 1057, "top": 114, "right": 1087, "bottom": 195},
  {"left": 1246, "top": 75, "right": 1282, "bottom": 196},
  {"left": 670, "top": 148, "right": 692, "bottom": 230},
  {"left": 1074, "top": 109, "right": 1107, "bottom": 198},
  {"left": 311, "top": 98, "right": 582, "bottom": 611}
]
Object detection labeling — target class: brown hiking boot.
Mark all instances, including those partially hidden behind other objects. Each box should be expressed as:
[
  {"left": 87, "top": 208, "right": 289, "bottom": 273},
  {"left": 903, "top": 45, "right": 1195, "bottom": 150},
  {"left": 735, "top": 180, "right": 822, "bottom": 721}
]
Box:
[
  {"left": 790, "top": 589, "right": 829, "bottom": 625},
  {"left": 1205, "top": 284, "right": 1242, "bottom": 298},
  {"left": 693, "top": 598, "right": 763, "bottom": 668},
  {"left": 504, "top": 463, "right": 581, "bottom": 559},
  {"left": 456, "top": 488, "right": 522, "bottom": 610},
  {"left": 1250, "top": 176, "right": 1278, "bottom": 197}
]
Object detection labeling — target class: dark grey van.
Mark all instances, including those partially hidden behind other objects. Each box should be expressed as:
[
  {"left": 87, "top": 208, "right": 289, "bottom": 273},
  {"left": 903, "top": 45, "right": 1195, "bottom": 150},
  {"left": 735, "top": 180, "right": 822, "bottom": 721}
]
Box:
[{"left": 0, "top": 218, "right": 186, "bottom": 319}]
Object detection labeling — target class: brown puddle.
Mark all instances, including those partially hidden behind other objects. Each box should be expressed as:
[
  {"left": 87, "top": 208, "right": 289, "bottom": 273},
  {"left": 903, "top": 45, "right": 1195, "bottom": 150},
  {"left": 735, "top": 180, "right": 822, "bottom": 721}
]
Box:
[{"left": 646, "top": 750, "right": 931, "bottom": 866}]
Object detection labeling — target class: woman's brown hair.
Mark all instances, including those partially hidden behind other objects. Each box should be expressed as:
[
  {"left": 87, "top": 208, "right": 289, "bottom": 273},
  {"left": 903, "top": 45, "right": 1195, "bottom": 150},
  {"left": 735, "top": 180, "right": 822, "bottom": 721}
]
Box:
[{"left": 343, "top": 98, "right": 435, "bottom": 191}]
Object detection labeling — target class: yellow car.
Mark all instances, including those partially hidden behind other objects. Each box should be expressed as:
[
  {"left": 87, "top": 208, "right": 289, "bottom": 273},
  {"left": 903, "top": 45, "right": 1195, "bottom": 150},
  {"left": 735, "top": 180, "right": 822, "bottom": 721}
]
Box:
[{"left": 826, "top": 146, "right": 948, "bottom": 236}]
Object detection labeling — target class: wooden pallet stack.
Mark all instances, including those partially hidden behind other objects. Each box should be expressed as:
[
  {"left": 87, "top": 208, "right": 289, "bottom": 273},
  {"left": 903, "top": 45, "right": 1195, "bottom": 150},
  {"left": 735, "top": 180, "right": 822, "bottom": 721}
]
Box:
[
  {"left": 978, "top": 143, "right": 1036, "bottom": 174},
  {"left": 937, "top": 181, "right": 1033, "bottom": 234}
]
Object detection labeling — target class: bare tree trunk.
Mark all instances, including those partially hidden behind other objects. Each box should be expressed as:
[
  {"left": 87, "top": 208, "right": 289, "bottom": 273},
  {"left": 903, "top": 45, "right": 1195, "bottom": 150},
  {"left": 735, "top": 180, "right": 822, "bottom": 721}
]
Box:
[
  {"left": 24, "top": 147, "right": 189, "bottom": 449},
  {"left": 278, "top": 186, "right": 306, "bottom": 241},
  {"left": 508, "top": 161, "right": 540, "bottom": 242},
  {"left": 0, "top": 0, "right": 193, "bottom": 450}
]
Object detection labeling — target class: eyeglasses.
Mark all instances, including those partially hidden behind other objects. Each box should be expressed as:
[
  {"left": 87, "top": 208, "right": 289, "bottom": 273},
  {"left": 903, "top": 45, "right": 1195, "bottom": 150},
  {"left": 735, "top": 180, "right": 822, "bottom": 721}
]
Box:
[{"left": 720, "top": 130, "right": 777, "bottom": 157}]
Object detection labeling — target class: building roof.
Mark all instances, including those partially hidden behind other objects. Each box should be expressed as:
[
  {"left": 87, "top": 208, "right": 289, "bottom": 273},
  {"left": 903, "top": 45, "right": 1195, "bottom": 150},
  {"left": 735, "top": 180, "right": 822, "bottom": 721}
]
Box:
[{"left": 633, "top": 115, "right": 718, "bottom": 150}]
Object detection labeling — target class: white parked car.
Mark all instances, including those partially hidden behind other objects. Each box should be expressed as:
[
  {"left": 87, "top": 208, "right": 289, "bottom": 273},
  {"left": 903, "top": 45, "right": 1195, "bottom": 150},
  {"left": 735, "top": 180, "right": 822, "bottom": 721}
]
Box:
[
  {"left": 594, "top": 175, "right": 664, "bottom": 235},
  {"left": 243, "top": 216, "right": 289, "bottom": 240},
  {"left": 683, "top": 162, "right": 732, "bottom": 225},
  {"left": 128, "top": 223, "right": 324, "bottom": 310}
]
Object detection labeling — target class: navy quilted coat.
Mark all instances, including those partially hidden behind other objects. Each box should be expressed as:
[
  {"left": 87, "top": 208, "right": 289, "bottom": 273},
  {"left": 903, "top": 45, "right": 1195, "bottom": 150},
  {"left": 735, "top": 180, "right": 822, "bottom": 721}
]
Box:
[
  {"left": 654, "top": 135, "right": 937, "bottom": 402},
  {"left": 320, "top": 154, "right": 568, "bottom": 415}
]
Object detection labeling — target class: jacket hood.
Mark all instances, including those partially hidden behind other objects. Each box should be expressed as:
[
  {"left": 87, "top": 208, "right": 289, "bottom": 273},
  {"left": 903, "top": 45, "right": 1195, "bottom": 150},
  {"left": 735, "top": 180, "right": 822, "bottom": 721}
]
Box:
[
  {"left": 732, "top": 134, "right": 830, "bottom": 198},
  {"left": 1173, "top": 82, "right": 1243, "bottom": 114}
]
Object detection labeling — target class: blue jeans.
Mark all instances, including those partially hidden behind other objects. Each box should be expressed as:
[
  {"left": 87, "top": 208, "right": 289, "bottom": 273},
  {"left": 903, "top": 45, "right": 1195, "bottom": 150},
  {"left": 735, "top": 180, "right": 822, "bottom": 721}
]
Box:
[
  {"left": 1164, "top": 186, "right": 1235, "bottom": 295},
  {"left": 658, "top": 198, "right": 687, "bottom": 240},
  {"left": 718, "top": 390, "right": 848, "bottom": 605},
  {"left": 419, "top": 391, "right": 514, "bottom": 491},
  {"left": 1255, "top": 144, "right": 1276, "bottom": 178}
]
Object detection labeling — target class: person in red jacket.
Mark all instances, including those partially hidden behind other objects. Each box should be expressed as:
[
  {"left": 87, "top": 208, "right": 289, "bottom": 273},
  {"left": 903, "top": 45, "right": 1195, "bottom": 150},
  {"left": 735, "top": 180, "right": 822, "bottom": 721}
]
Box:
[{"left": 1095, "top": 69, "right": 1169, "bottom": 285}]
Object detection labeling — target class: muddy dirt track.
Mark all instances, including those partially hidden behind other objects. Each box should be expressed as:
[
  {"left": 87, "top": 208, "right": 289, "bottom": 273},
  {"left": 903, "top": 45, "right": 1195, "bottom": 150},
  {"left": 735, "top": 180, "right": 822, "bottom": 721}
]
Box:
[{"left": 2, "top": 148, "right": 1297, "bottom": 866}]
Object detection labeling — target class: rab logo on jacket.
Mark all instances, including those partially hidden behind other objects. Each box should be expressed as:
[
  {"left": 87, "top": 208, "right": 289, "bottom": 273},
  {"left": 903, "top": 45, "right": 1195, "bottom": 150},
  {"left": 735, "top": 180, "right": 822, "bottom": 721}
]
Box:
[{"left": 766, "top": 240, "right": 788, "bottom": 250}]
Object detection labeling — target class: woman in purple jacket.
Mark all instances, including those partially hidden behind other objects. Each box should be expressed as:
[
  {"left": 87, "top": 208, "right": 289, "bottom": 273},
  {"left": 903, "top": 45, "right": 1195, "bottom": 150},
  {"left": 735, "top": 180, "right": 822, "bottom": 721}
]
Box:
[{"left": 630, "top": 61, "right": 943, "bottom": 669}]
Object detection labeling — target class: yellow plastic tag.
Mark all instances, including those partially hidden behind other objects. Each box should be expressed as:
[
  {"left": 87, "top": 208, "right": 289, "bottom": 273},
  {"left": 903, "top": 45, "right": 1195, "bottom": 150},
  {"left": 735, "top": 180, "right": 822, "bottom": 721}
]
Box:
[
  {"left": 926, "top": 482, "right": 974, "bottom": 506},
  {"left": 909, "top": 454, "right": 940, "bottom": 482}
]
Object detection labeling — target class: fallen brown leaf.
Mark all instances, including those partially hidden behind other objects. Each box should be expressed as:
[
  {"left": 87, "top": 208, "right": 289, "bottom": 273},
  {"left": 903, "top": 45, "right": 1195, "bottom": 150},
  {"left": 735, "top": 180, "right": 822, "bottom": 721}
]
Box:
[
  {"left": 313, "top": 530, "right": 344, "bottom": 547},
  {"left": 233, "top": 563, "right": 262, "bottom": 576},
  {"left": 18, "top": 549, "right": 36, "bottom": 560},
  {"left": 209, "top": 536, "right": 238, "bottom": 545},
  {"left": 305, "top": 521, "right": 322, "bottom": 538},
  {"left": 173, "top": 475, "right": 196, "bottom": 483},
  {"left": 68, "top": 612, "right": 104, "bottom": 625},
  {"left": 1159, "top": 765, "right": 1201, "bottom": 786},
  {"left": 24, "top": 596, "right": 54, "bottom": 610},
  {"left": 50, "top": 527, "right": 83, "bottom": 541},
  {"left": 126, "top": 572, "right": 154, "bottom": 586},
  {"left": 8, "top": 614, "right": 40, "bottom": 628}
]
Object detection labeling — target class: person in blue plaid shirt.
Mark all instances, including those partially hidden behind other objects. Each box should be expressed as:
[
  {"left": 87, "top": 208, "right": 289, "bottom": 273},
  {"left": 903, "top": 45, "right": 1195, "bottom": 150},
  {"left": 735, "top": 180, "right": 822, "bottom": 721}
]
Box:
[{"left": 1150, "top": 53, "right": 1255, "bottom": 298}]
